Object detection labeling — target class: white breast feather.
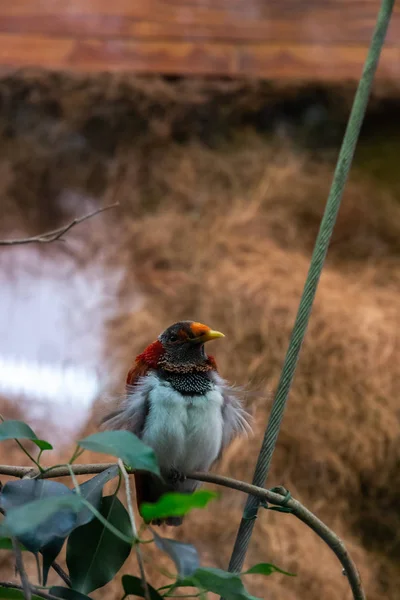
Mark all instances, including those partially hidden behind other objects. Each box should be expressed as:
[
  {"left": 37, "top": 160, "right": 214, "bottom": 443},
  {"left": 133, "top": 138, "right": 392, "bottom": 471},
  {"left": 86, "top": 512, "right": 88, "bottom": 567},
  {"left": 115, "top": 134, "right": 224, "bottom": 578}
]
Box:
[{"left": 140, "top": 372, "right": 224, "bottom": 473}]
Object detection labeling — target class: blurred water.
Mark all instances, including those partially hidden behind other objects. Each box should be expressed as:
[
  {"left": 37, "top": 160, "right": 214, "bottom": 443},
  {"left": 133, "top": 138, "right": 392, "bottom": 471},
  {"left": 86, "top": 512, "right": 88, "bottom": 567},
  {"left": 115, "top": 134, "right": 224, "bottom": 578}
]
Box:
[
  {"left": 0, "top": 192, "right": 127, "bottom": 447},
  {"left": 0, "top": 357, "right": 100, "bottom": 443}
]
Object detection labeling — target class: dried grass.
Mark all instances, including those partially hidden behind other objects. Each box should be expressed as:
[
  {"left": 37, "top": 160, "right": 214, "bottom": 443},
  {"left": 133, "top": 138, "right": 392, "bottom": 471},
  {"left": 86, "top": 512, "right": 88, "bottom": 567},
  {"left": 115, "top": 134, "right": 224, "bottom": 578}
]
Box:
[
  {"left": 103, "top": 136, "right": 400, "bottom": 600},
  {"left": 0, "top": 73, "right": 399, "bottom": 599}
]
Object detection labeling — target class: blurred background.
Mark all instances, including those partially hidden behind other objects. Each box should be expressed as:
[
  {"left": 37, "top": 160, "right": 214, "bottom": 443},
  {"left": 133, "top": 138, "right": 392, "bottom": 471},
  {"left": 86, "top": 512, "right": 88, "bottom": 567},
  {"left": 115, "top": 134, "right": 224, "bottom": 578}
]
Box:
[{"left": 0, "top": 1, "right": 399, "bottom": 598}]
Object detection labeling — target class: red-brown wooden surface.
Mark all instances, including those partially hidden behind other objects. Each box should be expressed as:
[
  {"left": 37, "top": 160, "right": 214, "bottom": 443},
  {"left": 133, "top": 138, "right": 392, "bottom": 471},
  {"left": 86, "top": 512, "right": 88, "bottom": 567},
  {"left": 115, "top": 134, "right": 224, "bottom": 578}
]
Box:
[{"left": 0, "top": 0, "right": 399, "bottom": 80}]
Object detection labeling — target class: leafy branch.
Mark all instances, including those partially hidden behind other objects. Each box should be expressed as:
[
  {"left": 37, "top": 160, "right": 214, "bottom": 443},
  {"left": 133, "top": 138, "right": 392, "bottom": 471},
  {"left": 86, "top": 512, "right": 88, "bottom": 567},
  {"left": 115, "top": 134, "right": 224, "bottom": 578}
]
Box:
[
  {"left": 0, "top": 421, "right": 365, "bottom": 600},
  {"left": 0, "top": 465, "right": 363, "bottom": 599}
]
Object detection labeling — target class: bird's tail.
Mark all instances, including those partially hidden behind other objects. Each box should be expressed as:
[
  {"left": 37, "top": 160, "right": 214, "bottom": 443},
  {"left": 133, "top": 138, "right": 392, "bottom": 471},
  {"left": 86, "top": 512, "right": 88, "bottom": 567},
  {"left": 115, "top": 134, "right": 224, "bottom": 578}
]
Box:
[{"left": 134, "top": 472, "right": 198, "bottom": 527}]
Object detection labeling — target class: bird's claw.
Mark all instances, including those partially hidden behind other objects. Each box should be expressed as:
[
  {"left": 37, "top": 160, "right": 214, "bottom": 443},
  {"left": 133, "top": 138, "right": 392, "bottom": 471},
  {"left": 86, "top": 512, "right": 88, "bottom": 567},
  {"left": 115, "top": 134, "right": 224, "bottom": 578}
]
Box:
[{"left": 168, "top": 468, "right": 186, "bottom": 484}]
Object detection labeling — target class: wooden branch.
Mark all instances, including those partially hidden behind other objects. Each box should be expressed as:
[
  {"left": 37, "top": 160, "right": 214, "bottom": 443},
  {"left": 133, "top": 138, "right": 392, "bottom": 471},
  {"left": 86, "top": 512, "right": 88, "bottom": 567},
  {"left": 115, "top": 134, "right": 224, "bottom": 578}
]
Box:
[
  {"left": 0, "top": 581, "right": 61, "bottom": 600},
  {"left": 0, "top": 203, "right": 119, "bottom": 246},
  {"left": 0, "top": 463, "right": 365, "bottom": 600}
]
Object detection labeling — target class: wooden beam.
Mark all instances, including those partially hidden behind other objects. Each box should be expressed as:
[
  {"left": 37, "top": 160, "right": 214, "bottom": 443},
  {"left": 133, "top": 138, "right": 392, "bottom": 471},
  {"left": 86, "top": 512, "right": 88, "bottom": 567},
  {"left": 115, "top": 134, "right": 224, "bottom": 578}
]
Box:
[
  {"left": 0, "top": 13, "right": 399, "bottom": 45},
  {"left": 0, "top": 34, "right": 398, "bottom": 80}
]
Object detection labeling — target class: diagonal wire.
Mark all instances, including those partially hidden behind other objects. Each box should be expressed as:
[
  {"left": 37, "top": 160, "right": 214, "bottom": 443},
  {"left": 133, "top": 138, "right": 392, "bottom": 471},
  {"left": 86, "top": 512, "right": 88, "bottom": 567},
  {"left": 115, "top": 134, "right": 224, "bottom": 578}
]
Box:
[{"left": 226, "top": 0, "right": 396, "bottom": 581}]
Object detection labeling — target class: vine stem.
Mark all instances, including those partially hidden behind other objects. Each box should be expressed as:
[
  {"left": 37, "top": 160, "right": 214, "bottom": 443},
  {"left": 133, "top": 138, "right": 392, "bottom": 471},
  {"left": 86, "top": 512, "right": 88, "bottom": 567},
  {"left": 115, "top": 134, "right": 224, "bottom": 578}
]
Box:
[
  {"left": 0, "top": 462, "right": 365, "bottom": 600},
  {"left": 14, "top": 440, "right": 42, "bottom": 471},
  {"left": 12, "top": 537, "right": 31, "bottom": 600},
  {"left": 118, "top": 459, "right": 151, "bottom": 600}
]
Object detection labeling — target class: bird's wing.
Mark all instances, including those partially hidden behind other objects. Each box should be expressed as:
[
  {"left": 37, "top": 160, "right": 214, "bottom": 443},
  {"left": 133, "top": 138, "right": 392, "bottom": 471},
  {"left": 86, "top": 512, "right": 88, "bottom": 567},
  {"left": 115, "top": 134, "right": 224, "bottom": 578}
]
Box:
[
  {"left": 100, "top": 360, "right": 151, "bottom": 436},
  {"left": 100, "top": 360, "right": 163, "bottom": 522},
  {"left": 210, "top": 371, "right": 252, "bottom": 453}
]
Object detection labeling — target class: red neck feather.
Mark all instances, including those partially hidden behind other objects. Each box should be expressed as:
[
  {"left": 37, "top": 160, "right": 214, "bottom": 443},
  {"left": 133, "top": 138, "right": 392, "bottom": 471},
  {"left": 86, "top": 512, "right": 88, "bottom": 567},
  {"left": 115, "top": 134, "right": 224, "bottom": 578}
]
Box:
[
  {"left": 136, "top": 340, "right": 165, "bottom": 369},
  {"left": 207, "top": 355, "right": 218, "bottom": 370}
]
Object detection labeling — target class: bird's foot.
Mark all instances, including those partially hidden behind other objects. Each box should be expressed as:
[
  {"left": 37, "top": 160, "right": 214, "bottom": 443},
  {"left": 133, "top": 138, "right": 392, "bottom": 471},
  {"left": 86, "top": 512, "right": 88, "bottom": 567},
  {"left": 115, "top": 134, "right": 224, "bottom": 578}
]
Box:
[{"left": 168, "top": 468, "right": 186, "bottom": 484}]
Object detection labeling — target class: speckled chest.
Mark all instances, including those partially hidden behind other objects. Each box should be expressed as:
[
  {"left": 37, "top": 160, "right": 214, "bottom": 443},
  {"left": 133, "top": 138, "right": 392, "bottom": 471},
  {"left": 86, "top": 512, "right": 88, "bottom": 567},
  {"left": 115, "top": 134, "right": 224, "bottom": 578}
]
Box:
[{"left": 159, "top": 369, "right": 213, "bottom": 394}]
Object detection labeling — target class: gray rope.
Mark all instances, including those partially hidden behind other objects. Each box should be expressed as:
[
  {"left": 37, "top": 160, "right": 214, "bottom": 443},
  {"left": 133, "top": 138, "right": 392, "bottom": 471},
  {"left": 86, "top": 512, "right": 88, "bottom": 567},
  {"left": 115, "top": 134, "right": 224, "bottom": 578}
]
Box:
[{"left": 227, "top": 0, "right": 395, "bottom": 578}]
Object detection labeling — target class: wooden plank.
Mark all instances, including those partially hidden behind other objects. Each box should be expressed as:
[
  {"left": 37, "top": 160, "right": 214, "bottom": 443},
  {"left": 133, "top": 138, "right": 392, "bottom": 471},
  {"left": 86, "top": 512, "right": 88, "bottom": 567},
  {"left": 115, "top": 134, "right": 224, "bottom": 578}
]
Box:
[
  {"left": 0, "top": 33, "right": 397, "bottom": 81},
  {"left": 0, "top": 13, "right": 399, "bottom": 46},
  {"left": 66, "top": 38, "right": 236, "bottom": 74},
  {"left": 4, "top": 0, "right": 389, "bottom": 17},
  {"left": 68, "top": 41, "right": 400, "bottom": 80},
  {"left": 0, "top": 0, "right": 399, "bottom": 81},
  {"left": 4, "top": 0, "right": 399, "bottom": 19},
  {"left": 237, "top": 44, "right": 400, "bottom": 81},
  {"left": 0, "top": 34, "right": 74, "bottom": 68}
]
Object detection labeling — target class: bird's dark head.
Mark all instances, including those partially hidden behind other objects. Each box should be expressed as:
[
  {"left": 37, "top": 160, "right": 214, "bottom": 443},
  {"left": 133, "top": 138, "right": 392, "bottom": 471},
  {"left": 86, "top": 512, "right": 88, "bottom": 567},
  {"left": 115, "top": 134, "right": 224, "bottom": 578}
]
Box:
[{"left": 156, "top": 320, "right": 224, "bottom": 372}]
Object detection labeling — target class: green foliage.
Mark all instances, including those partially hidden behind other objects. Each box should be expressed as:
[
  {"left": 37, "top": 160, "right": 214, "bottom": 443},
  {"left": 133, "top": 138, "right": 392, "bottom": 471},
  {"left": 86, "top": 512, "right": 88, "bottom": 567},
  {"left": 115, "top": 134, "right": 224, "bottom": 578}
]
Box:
[
  {"left": 243, "top": 563, "right": 296, "bottom": 577},
  {"left": 67, "top": 495, "right": 132, "bottom": 593},
  {"left": 78, "top": 431, "right": 160, "bottom": 476},
  {"left": 140, "top": 490, "right": 217, "bottom": 521},
  {"left": 153, "top": 530, "right": 199, "bottom": 577},
  {"left": 0, "top": 538, "right": 26, "bottom": 551},
  {"left": 0, "top": 479, "right": 87, "bottom": 586},
  {"left": 175, "top": 568, "right": 260, "bottom": 600},
  {"left": 122, "top": 575, "right": 163, "bottom": 600},
  {"left": 0, "top": 469, "right": 118, "bottom": 586},
  {"left": 0, "top": 481, "right": 82, "bottom": 544},
  {"left": 74, "top": 466, "right": 119, "bottom": 528},
  {"left": 0, "top": 421, "right": 294, "bottom": 600},
  {"left": 0, "top": 419, "right": 52, "bottom": 450}
]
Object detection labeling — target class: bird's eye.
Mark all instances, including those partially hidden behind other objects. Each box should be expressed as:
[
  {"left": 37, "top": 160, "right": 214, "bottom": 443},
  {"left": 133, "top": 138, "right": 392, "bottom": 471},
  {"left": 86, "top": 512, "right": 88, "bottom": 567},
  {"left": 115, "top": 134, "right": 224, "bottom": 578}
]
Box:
[{"left": 169, "top": 333, "right": 179, "bottom": 342}]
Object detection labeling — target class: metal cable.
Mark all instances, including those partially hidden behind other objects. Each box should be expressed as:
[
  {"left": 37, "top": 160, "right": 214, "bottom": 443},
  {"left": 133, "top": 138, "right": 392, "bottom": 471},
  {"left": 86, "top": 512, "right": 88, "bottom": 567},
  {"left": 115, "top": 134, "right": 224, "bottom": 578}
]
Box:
[{"left": 226, "top": 0, "right": 396, "bottom": 578}]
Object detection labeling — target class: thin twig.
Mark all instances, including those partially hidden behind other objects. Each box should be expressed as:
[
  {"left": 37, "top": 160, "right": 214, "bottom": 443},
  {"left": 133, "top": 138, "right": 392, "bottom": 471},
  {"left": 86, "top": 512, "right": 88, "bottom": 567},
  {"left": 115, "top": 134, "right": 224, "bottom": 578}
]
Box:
[
  {"left": 0, "top": 203, "right": 119, "bottom": 246},
  {"left": 50, "top": 562, "right": 71, "bottom": 588},
  {"left": 118, "top": 459, "right": 151, "bottom": 600},
  {"left": 66, "top": 464, "right": 81, "bottom": 494},
  {"left": 12, "top": 538, "right": 31, "bottom": 600},
  {"left": 0, "top": 581, "right": 62, "bottom": 600},
  {"left": 13, "top": 439, "right": 41, "bottom": 470},
  {"left": 0, "top": 463, "right": 365, "bottom": 600}
]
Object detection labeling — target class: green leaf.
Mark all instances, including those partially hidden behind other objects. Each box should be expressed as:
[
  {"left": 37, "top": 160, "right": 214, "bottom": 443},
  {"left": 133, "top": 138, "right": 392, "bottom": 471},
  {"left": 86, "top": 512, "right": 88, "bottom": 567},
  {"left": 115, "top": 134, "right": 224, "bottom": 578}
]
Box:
[
  {"left": 0, "top": 538, "right": 13, "bottom": 550},
  {"left": 243, "top": 563, "right": 296, "bottom": 577},
  {"left": 67, "top": 494, "right": 132, "bottom": 593},
  {"left": 153, "top": 530, "right": 199, "bottom": 577},
  {"left": 74, "top": 466, "right": 119, "bottom": 528},
  {"left": 78, "top": 431, "right": 160, "bottom": 476},
  {"left": 177, "top": 568, "right": 261, "bottom": 600},
  {"left": 49, "top": 587, "right": 92, "bottom": 600},
  {"left": 0, "top": 538, "right": 27, "bottom": 551},
  {"left": 122, "top": 575, "right": 163, "bottom": 600},
  {"left": 33, "top": 439, "right": 53, "bottom": 450},
  {"left": 0, "top": 494, "right": 83, "bottom": 541},
  {"left": 0, "top": 588, "right": 43, "bottom": 599},
  {"left": 140, "top": 490, "right": 217, "bottom": 522},
  {"left": 0, "top": 480, "right": 82, "bottom": 585},
  {"left": 0, "top": 420, "right": 52, "bottom": 450}
]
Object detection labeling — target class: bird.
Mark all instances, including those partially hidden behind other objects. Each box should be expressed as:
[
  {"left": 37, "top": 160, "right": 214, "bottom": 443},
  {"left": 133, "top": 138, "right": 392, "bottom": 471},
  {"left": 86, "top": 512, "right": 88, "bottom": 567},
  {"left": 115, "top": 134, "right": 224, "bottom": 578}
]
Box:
[{"left": 101, "top": 320, "right": 251, "bottom": 526}]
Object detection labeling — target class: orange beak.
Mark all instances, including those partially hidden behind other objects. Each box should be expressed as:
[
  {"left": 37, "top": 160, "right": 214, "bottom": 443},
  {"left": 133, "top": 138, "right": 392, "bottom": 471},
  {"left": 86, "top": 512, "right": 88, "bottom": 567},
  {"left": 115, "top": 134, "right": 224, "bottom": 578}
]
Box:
[{"left": 189, "top": 322, "right": 225, "bottom": 344}]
